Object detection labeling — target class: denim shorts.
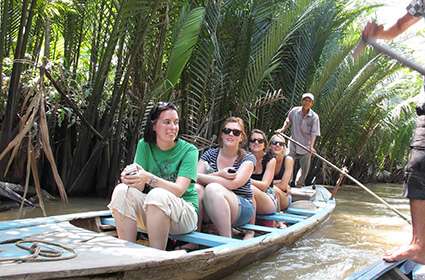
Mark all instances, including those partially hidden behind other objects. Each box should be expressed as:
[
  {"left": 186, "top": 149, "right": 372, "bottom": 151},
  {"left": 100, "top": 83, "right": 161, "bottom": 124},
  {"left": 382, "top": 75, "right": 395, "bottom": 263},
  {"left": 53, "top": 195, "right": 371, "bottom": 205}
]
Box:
[
  {"left": 403, "top": 149, "right": 425, "bottom": 200},
  {"left": 287, "top": 194, "right": 293, "bottom": 206},
  {"left": 234, "top": 196, "right": 254, "bottom": 226},
  {"left": 265, "top": 187, "right": 279, "bottom": 212}
]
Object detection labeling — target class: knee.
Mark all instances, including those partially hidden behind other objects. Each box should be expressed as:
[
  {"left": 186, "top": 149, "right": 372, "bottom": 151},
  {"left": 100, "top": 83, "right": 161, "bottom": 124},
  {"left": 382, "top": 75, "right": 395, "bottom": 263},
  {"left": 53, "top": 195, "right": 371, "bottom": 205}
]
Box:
[
  {"left": 108, "top": 184, "right": 146, "bottom": 222},
  {"left": 204, "top": 183, "right": 225, "bottom": 200},
  {"left": 111, "top": 183, "right": 128, "bottom": 197},
  {"left": 145, "top": 188, "right": 174, "bottom": 208},
  {"left": 110, "top": 184, "right": 130, "bottom": 206}
]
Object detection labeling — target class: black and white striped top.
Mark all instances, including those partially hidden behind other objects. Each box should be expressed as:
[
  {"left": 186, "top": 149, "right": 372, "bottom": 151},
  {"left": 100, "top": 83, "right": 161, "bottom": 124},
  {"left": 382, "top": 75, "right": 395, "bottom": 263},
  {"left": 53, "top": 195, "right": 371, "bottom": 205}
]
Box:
[{"left": 200, "top": 147, "right": 255, "bottom": 200}]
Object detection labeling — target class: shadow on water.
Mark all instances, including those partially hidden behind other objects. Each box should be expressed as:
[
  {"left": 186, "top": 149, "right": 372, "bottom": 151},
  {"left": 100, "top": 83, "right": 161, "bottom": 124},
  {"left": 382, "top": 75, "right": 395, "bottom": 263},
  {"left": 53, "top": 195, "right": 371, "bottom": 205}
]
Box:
[
  {"left": 224, "top": 184, "right": 410, "bottom": 280},
  {"left": 0, "top": 184, "right": 410, "bottom": 280}
]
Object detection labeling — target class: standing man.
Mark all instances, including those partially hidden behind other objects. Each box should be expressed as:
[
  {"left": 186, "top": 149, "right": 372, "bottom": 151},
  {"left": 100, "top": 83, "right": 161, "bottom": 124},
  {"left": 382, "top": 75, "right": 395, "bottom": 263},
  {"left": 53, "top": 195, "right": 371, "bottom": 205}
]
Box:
[
  {"left": 277, "top": 93, "right": 320, "bottom": 188},
  {"left": 362, "top": 0, "right": 425, "bottom": 264}
]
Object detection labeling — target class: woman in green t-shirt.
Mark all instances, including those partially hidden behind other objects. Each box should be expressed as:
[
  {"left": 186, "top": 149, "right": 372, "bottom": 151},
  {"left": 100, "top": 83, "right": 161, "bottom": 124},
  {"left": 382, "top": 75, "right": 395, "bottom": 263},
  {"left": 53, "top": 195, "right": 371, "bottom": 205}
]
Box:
[{"left": 108, "top": 102, "right": 199, "bottom": 250}]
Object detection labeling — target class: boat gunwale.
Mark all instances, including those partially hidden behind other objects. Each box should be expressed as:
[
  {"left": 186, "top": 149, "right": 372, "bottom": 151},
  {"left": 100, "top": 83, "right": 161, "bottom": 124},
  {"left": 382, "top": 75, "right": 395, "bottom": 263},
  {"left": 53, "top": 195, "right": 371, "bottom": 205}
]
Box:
[{"left": 0, "top": 186, "right": 336, "bottom": 280}]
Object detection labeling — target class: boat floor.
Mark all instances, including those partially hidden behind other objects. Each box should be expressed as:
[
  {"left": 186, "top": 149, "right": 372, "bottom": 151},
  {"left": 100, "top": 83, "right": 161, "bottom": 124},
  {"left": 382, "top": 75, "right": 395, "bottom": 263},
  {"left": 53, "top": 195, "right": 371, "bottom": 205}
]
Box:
[{"left": 0, "top": 221, "right": 187, "bottom": 279}]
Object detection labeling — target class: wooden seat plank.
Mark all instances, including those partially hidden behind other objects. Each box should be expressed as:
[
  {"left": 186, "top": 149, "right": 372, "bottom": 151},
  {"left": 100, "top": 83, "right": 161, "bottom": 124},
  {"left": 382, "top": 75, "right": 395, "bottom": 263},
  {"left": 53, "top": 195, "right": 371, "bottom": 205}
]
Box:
[
  {"left": 100, "top": 217, "right": 242, "bottom": 247},
  {"left": 256, "top": 213, "right": 305, "bottom": 224},
  {"left": 286, "top": 207, "right": 316, "bottom": 217},
  {"left": 237, "top": 224, "right": 282, "bottom": 233}
]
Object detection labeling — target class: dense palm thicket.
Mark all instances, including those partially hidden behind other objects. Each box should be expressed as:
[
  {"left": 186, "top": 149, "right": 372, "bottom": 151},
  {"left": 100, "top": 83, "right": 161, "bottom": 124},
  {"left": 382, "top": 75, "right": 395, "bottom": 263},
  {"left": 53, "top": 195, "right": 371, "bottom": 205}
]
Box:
[{"left": 0, "top": 0, "right": 420, "bottom": 198}]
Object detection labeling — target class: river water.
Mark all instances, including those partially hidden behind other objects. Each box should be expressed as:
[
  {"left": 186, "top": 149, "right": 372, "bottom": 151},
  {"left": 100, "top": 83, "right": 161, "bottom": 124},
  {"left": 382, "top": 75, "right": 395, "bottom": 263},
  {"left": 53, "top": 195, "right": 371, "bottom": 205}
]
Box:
[{"left": 0, "top": 183, "right": 411, "bottom": 279}]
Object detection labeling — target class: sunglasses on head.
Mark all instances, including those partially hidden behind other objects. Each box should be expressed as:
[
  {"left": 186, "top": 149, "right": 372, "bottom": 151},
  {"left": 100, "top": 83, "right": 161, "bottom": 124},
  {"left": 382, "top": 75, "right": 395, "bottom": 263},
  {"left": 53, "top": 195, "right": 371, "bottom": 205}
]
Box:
[
  {"left": 157, "top": 101, "right": 176, "bottom": 110},
  {"left": 222, "top": 127, "right": 242, "bottom": 136},
  {"left": 249, "top": 138, "right": 265, "bottom": 144},
  {"left": 271, "top": 140, "right": 285, "bottom": 147},
  {"left": 150, "top": 102, "right": 177, "bottom": 121}
]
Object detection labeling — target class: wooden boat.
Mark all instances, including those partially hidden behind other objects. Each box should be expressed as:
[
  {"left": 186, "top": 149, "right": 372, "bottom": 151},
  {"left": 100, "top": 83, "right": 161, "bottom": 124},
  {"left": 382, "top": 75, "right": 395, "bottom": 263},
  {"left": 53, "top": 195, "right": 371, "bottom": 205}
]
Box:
[
  {"left": 0, "top": 185, "right": 335, "bottom": 280},
  {"left": 349, "top": 259, "right": 425, "bottom": 280}
]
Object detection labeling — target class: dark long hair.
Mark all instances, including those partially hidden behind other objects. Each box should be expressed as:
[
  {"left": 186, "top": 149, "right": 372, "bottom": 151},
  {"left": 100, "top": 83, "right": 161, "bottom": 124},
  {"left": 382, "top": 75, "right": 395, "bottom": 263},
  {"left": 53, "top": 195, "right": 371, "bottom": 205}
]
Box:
[
  {"left": 143, "top": 102, "right": 178, "bottom": 144},
  {"left": 248, "top": 129, "right": 269, "bottom": 150},
  {"left": 249, "top": 129, "right": 274, "bottom": 167}
]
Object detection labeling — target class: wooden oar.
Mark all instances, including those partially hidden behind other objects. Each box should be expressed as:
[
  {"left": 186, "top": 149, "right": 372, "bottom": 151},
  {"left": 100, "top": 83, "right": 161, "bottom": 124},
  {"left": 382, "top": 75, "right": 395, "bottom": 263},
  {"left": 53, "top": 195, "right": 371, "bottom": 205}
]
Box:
[
  {"left": 331, "top": 167, "right": 348, "bottom": 199},
  {"left": 275, "top": 131, "right": 412, "bottom": 225}
]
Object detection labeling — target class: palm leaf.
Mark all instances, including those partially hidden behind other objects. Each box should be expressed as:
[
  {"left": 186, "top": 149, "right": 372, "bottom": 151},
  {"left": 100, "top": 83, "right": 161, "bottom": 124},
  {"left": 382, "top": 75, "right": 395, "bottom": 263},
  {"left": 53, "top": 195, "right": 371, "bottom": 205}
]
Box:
[
  {"left": 164, "top": 6, "right": 205, "bottom": 91},
  {"left": 248, "top": 88, "right": 286, "bottom": 110},
  {"left": 239, "top": 0, "right": 316, "bottom": 107}
]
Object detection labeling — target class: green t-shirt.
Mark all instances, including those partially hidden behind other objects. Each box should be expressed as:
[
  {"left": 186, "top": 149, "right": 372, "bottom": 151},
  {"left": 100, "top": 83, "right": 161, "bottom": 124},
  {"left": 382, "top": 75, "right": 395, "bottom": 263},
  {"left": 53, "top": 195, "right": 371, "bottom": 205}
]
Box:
[{"left": 134, "top": 138, "right": 199, "bottom": 213}]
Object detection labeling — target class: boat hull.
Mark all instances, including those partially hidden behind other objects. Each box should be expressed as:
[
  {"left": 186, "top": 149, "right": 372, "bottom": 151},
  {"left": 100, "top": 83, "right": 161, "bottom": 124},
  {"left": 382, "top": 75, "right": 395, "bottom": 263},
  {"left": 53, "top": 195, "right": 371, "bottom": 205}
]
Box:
[
  {"left": 349, "top": 259, "right": 425, "bottom": 280},
  {"left": 0, "top": 186, "right": 335, "bottom": 280}
]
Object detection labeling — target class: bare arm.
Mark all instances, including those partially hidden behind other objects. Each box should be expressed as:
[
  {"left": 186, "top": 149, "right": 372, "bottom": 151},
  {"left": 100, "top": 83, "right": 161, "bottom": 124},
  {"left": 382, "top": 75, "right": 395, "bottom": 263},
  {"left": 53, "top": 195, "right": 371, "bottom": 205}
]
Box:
[
  {"left": 197, "top": 161, "right": 254, "bottom": 190},
  {"left": 197, "top": 159, "right": 208, "bottom": 174},
  {"left": 144, "top": 175, "right": 191, "bottom": 197},
  {"left": 362, "top": 13, "right": 421, "bottom": 41},
  {"left": 274, "top": 156, "right": 294, "bottom": 193},
  {"left": 310, "top": 135, "right": 316, "bottom": 151},
  {"left": 278, "top": 117, "right": 291, "bottom": 133},
  {"left": 251, "top": 158, "right": 276, "bottom": 192}
]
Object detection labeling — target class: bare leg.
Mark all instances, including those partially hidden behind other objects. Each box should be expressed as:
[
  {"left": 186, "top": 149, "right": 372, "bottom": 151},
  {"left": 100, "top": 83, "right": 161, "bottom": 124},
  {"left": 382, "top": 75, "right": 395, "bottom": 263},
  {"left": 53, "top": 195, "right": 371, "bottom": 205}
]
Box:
[
  {"left": 195, "top": 184, "right": 204, "bottom": 231},
  {"left": 177, "top": 184, "right": 204, "bottom": 250},
  {"left": 203, "top": 183, "right": 240, "bottom": 237},
  {"left": 273, "top": 187, "right": 289, "bottom": 228},
  {"left": 274, "top": 187, "right": 289, "bottom": 210},
  {"left": 243, "top": 190, "right": 257, "bottom": 240},
  {"left": 383, "top": 199, "right": 425, "bottom": 264},
  {"left": 248, "top": 192, "right": 257, "bottom": 224},
  {"left": 109, "top": 184, "right": 145, "bottom": 242},
  {"left": 112, "top": 210, "right": 137, "bottom": 242},
  {"left": 145, "top": 205, "right": 171, "bottom": 250},
  {"left": 253, "top": 186, "right": 276, "bottom": 214}
]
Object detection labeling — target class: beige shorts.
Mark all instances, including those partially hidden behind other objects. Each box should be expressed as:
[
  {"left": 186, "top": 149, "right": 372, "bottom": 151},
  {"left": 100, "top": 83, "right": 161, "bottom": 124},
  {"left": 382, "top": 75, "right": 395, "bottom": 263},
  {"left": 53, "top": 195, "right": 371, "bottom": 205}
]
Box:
[{"left": 108, "top": 184, "right": 197, "bottom": 234}]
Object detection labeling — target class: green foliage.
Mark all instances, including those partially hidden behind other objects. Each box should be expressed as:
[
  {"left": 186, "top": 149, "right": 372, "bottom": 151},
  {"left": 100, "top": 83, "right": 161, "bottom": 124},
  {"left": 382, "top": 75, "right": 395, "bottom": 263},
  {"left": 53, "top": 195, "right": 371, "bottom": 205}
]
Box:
[
  {"left": 165, "top": 6, "right": 205, "bottom": 89},
  {"left": 0, "top": 0, "right": 420, "bottom": 195}
]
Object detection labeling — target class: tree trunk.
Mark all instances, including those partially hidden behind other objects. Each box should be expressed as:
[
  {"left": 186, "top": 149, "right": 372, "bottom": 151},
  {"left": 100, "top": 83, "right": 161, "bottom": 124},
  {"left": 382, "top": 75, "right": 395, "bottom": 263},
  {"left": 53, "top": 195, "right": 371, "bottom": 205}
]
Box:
[
  {"left": 0, "top": 0, "right": 10, "bottom": 85},
  {"left": 0, "top": 0, "right": 36, "bottom": 178}
]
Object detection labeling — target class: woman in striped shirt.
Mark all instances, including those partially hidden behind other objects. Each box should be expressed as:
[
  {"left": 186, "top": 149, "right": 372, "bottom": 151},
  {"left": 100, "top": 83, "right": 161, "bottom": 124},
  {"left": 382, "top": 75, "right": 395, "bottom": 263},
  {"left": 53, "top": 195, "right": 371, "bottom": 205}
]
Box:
[{"left": 197, "top": 117, "right": 255, "bottom": 237}]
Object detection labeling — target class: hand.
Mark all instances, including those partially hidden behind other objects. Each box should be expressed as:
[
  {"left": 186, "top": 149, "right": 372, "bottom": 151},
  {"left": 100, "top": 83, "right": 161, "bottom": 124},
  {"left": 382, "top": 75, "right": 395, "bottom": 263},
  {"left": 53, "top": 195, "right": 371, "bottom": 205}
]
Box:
[
  {"left": 309, "top": 146, "right": 316, "bottom": 154},
  {"left": 121, "top": 163, "right": 142, "bottom": 176},
  {"left": 217, "top": 167, "right": 237, "bottom": 180},
  {"left": 275, "top": 128, "right": 284, "bottom": 134},
  {"left": 121, "top": 164, "right": 149, "bottom": 190},
  {"left": 362, "top": 21, "right": 384, "bottom": 40}
]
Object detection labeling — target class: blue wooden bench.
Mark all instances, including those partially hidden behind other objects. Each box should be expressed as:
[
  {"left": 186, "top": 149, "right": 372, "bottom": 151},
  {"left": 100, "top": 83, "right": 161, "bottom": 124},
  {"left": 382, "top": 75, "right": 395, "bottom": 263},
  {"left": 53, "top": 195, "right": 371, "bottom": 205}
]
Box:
[
  {"left": 256, "top": 212, "right": 306, "bottom": 224},
  {"left": 170, "top": 231, "right": 243, "bottom": 247},
  {"left": 100, "top": 217, "right": 242, "bottom": 247},
  {"left": 286, "top": 207, "right": 316, "bottom": 217}
]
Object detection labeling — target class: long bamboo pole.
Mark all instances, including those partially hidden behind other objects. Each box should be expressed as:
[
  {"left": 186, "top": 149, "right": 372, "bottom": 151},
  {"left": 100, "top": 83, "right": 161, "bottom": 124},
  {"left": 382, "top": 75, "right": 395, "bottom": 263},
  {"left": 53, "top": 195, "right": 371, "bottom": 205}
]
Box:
[
  {"left": 275, "top": 131, "right": 411, "bottom": 225},
  {"left": 353, "top": 38, "right": 425, "bottom": 76},
  {"left": 366, "top": 38, "right": 425, "bottom": 75}
]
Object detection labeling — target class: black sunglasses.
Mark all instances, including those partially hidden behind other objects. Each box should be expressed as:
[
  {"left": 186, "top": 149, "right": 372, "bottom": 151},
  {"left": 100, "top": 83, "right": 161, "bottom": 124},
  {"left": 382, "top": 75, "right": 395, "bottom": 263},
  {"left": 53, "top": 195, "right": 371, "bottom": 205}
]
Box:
[
  {"left": 222, "top": 127, "right": 242, "bottom": 136},
  {"left": 271, "top": 140, "right": 285, "bottom": 147},
  {"left": 249, "top": 138, "right": 265, "bottom": 144}
]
